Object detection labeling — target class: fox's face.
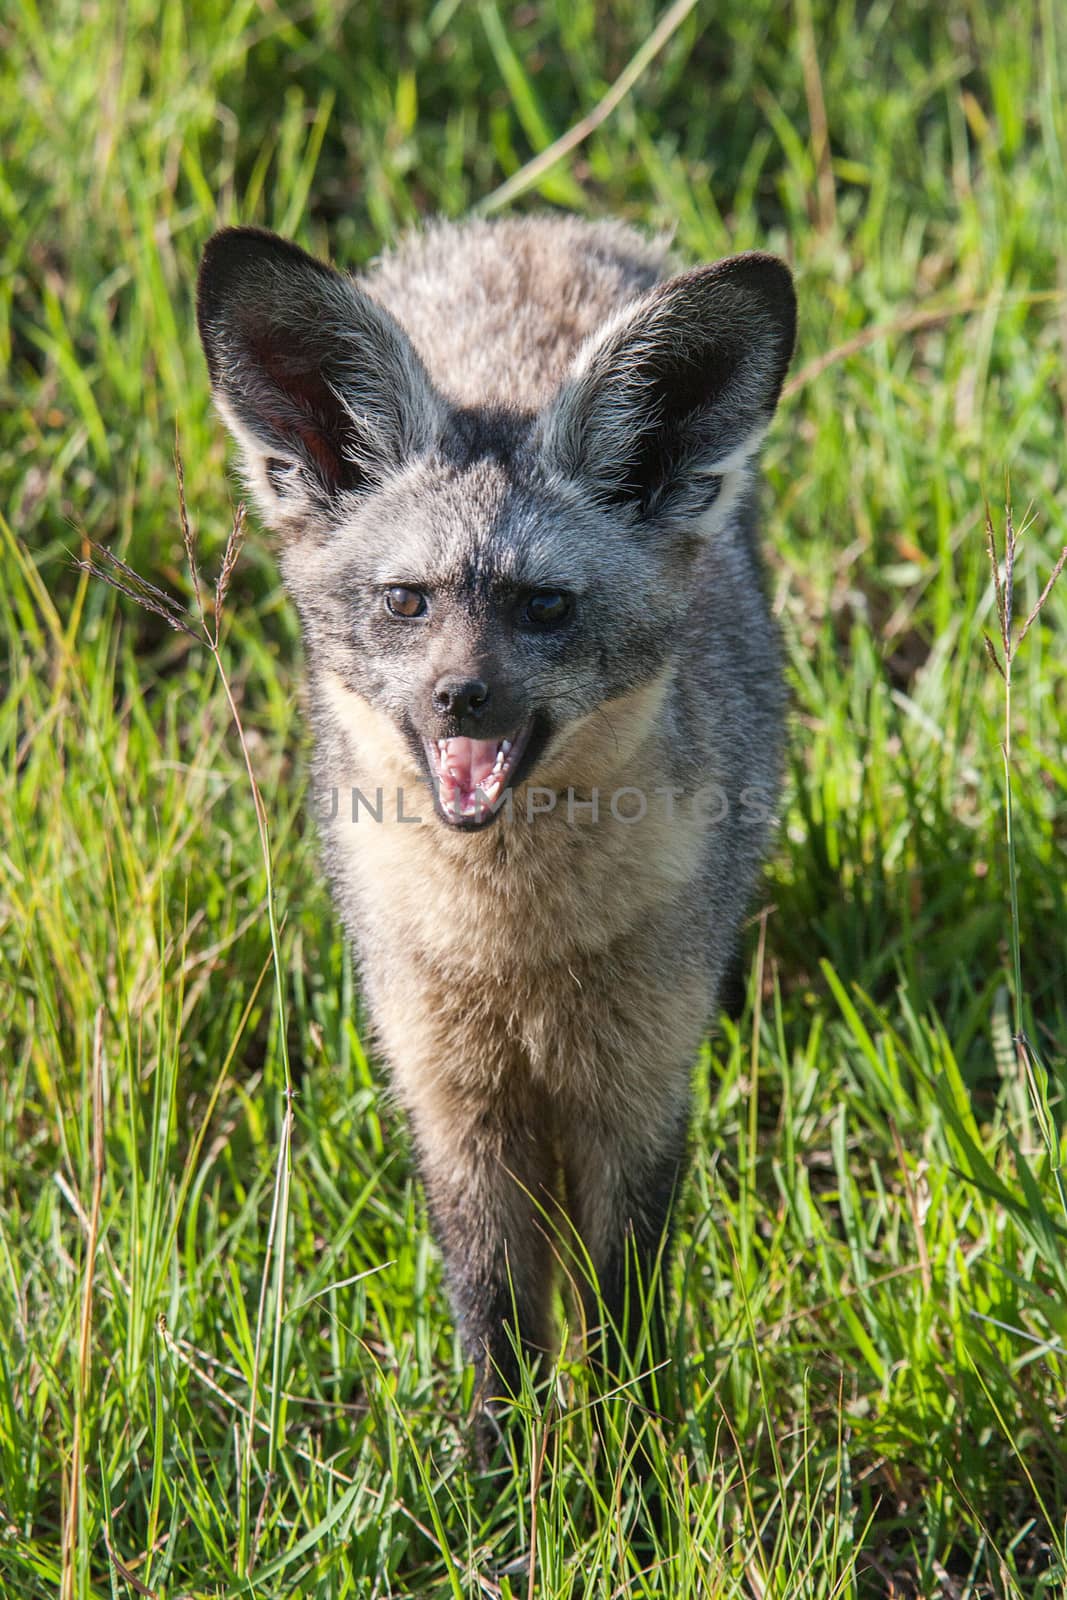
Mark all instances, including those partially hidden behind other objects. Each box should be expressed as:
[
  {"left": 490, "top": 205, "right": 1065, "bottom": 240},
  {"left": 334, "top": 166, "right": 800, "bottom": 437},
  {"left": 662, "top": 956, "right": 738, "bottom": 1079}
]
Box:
[
  {"left": 271, "top": 450, "right": 697, "bottom": 828},
  {"left": 197, "top": 228, "right": 795, "bottom": 829}
]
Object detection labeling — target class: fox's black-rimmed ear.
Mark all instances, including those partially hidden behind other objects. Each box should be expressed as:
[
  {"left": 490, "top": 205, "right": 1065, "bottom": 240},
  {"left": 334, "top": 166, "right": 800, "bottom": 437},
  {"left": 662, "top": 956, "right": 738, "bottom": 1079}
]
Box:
[
  {"left": 539, "top": 252, "right": 796, "bottom": 530},
  {"left": 197, "top": 227, "right": 444, "bottom": 529}
]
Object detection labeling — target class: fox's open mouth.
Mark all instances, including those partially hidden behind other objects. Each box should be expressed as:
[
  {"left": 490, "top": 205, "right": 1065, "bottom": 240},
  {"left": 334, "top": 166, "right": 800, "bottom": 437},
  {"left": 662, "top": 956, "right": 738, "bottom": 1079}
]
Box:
[{"left": 422, "top": 723, "right": 534, "bottom": 828}]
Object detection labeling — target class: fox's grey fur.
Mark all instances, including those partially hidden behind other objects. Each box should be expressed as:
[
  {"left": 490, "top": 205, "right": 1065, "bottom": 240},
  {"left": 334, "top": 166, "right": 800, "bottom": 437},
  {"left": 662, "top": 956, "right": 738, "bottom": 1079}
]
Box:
[{"left": 197, "top": 215, "right": 796, "bottom": 1411}]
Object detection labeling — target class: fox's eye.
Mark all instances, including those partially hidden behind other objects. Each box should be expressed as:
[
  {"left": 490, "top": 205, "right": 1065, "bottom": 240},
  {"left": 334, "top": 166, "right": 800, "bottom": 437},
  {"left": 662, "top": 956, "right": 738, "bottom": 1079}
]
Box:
[
  {"left": 385, "top": 586, "right": 427, "bottom": 619},
  {"left": 523, "top": 590, "right": 573, "bottom": 628}
]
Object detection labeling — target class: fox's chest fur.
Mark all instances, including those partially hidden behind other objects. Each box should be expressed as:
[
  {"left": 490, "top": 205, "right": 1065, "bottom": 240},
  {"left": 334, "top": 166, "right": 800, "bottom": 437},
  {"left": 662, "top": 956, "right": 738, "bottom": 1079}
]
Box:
[
  {"left": 318, "top": 666, "right": 705, "bottom": 972},
  {"left": 316, "top": 666, "right": 717, "bottom": 1131},
  {"left": 197, "top": 213, "right": 795, "bottom": 1404},
  {"left": 314, "top": 645, "right": 761, "bottom": 1126}
]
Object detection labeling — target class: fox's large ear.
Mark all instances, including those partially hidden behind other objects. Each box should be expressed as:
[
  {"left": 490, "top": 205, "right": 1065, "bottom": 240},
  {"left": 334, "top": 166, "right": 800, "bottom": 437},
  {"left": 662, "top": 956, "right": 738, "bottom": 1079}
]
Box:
[
  {"left": 197, "top": 227, "right": 443, "bottom": 530},
  {"left": 539, "top": 253, "right": 795, "bottom": 531}
]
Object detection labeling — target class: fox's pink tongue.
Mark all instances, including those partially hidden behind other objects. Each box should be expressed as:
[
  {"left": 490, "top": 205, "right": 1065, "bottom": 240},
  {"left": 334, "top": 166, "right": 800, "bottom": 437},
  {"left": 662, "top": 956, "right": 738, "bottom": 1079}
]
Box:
[{"left": 440, "top": 737, "right": 499, "bottom": 791}]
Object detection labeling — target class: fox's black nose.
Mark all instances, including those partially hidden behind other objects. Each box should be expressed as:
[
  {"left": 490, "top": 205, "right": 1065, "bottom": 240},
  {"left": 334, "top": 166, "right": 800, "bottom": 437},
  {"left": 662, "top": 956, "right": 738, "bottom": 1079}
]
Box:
[{"left": 432, "top": 675, "right": 490, "bottom": 720}]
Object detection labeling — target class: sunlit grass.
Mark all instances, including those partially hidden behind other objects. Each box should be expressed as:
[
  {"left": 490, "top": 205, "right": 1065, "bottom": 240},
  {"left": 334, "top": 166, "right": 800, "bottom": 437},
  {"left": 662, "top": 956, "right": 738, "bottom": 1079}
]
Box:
[{"left": 1, "top": 0, "right": 1066, "bottom": 1594}]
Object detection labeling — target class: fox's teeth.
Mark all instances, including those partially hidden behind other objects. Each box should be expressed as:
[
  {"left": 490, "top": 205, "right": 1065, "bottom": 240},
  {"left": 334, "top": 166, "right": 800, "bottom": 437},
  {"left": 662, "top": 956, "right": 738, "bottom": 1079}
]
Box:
[{"left": 501, "top": 740, "right": 512, "bottom": 755}]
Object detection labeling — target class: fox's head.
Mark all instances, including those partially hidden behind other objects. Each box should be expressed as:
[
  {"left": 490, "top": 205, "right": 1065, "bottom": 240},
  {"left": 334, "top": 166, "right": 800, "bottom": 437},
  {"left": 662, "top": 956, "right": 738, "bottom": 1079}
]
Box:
[{"left": 197, "top": 226, "right": 795, "bottom": 830}]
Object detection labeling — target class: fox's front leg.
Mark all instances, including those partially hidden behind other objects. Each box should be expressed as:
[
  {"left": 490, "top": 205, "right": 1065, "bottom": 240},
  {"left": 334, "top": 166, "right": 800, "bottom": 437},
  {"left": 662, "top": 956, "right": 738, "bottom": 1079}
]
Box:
[
  {"left": 407, "top": 1078, "right": 559, "bottom": 1403},
  {"left": 561, "top": 1093, "right": 691, "bottom": 1401}
]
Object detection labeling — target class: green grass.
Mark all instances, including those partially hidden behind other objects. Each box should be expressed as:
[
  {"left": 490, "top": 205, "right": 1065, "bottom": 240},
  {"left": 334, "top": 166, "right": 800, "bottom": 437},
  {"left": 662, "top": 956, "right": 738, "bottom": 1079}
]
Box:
[{"left": 2, "top": 0, "right": 1067, "bottom": 1594}]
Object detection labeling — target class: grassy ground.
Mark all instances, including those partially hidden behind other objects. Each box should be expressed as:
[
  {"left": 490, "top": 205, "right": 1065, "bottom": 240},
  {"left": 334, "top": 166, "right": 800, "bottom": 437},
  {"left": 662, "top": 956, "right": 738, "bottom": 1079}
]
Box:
[{"left": 2, "top": 0, "right": 1066, "bottom": 1594}]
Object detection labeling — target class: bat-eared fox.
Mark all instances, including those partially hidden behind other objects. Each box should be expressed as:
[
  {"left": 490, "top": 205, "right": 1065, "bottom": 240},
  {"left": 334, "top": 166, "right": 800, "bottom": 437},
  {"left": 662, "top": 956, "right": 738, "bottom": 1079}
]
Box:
[{"left": 197, "top": 215, "right": 795, "bottom": 1435}]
